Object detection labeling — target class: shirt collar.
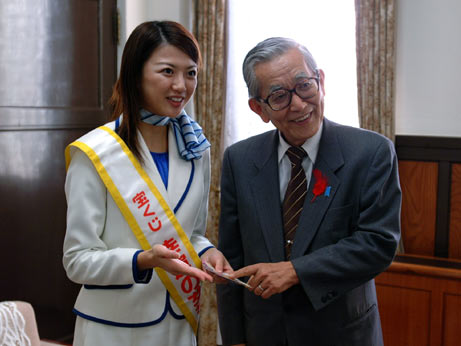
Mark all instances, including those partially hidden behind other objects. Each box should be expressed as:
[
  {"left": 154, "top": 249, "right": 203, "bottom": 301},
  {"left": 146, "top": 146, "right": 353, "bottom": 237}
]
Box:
[{"left": 277, "top": 121, "right": 323, "bottom": 164}]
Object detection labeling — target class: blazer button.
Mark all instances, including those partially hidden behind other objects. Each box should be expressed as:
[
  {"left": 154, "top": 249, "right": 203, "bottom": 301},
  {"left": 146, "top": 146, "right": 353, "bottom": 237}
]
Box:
[{"left": 321, "top": 295, "right": 328, "bottom": 303}]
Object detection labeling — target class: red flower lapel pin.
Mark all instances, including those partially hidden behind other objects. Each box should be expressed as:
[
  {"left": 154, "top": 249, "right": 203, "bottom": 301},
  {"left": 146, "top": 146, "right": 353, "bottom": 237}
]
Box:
[{"left": 311, "top": 169, "right": 331, "bottom": 202}]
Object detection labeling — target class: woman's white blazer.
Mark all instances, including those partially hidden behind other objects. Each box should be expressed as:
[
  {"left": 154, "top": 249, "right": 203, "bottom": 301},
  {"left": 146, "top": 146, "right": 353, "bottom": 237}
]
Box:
[{"left": 62, "top": 122, "right": 213, "bottom": 326}]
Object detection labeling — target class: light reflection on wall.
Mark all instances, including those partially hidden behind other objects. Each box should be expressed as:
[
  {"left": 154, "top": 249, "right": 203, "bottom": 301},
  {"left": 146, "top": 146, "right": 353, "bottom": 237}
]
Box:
[
  {"left": 0, "top": 130, "right": 51, "bottom": 182},
  {"left": 0, "top": 1, "right": 98, "bottom": 109}
]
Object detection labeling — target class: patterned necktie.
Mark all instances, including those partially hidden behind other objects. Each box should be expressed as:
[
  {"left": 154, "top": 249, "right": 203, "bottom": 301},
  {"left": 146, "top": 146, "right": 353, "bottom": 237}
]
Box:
[{"left": 283, "top": 146, "right": 308, "bottom": 259}]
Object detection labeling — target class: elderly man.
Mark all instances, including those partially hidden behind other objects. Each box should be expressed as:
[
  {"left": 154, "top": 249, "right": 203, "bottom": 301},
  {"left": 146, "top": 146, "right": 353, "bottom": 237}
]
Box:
[{"left": 216, "top": 37, "right": 401, "bottom": 346}]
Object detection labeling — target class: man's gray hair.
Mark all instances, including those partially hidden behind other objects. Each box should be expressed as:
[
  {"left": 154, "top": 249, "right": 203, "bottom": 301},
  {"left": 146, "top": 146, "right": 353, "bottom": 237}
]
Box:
[{"left": 242, "top": 37, "right": 318, "bottom": 98}]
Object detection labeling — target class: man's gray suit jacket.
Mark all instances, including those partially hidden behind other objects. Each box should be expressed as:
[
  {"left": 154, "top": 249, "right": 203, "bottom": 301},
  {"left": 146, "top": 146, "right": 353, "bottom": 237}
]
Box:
[{"left": 217, "top": 118, "right": 401, "bottom": 346}]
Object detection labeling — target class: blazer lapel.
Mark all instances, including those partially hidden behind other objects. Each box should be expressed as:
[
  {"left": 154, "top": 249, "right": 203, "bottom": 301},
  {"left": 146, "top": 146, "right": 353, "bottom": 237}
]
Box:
[
  {"left": 137, "top": 125, "right": 191, "bottom": 210},
  {"left": 166, "top": 126, "right": 192, "bottom": 210},
  {"left": 291, "top": 119, "right": 345, "bottom": 258},
  {"left": 250, "top": 131, "right": 286, "bottom": 262}
]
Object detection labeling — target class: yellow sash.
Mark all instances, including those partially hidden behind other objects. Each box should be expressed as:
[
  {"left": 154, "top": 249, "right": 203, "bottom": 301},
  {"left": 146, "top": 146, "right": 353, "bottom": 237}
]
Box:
[{"left": 65, "top": 124, "right": 202, "bottom": 333}]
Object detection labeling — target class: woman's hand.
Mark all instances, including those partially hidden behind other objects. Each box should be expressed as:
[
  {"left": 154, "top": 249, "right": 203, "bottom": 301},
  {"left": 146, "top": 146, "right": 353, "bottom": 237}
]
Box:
[
  {"left": 200, "top": 248, "right": 233, "bottom": 283},
  {"left": 137, "top": 244, "right": 213, "bottom": 282}
]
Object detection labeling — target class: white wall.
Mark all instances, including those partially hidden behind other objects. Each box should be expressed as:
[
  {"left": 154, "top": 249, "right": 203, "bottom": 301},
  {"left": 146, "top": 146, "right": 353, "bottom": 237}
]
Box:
[
  {"left": 116, "top": 0, "right": 192, "bottom": 72},
  {"left": 116, "top": 0, "right": 194, "bottom": 113},
  {"left": 395, "top": 0, "right": 461, "bottom": 137}
]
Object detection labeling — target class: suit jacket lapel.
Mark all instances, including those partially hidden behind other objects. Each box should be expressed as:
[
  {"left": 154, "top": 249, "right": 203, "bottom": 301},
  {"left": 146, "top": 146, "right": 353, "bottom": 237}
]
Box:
[
  {"left": 291, "top": 119, "right": 345, "bottom": 258},
  {"left": 250, "top": 131, "right": 286, "bottom": 262}
]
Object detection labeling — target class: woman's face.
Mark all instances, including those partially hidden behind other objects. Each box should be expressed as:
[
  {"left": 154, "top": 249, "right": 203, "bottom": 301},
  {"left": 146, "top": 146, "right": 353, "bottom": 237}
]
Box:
[{"left": 141, "top": 44, "right": 198, "bottom": 117}]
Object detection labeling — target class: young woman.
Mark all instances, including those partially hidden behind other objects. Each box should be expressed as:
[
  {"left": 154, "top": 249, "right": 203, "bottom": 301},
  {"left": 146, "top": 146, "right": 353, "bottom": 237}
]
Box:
[{"left": 63, "top": 21, "right": 230, "bottom": 345}]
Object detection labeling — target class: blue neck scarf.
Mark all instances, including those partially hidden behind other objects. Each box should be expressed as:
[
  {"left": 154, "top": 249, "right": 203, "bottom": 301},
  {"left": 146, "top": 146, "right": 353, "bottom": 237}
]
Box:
[{"left": 138, "top": 109, "right": 211, "bottom": 161}]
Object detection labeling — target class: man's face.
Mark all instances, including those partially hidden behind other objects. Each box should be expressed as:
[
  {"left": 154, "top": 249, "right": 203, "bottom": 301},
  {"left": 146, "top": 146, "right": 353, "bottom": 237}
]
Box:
[{"left": 249, "top": 48, "right": 325, "bottom": 147}]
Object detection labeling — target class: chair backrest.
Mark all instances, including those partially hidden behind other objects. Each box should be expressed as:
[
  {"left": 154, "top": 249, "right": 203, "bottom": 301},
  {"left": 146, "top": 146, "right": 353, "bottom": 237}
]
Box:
[{"left": 0, "top": 301, "right": 41, "bottom": 346}]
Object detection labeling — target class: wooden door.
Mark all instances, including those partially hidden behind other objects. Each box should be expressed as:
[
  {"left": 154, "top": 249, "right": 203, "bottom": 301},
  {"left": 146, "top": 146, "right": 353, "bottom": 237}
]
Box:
[{"left": 0, "top": 0, "right": 117, "bottom": 341}]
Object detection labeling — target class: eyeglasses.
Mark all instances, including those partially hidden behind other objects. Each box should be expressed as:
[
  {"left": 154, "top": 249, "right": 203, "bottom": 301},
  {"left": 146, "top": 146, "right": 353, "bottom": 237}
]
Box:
[{"left": 257, "top": 74, "right": 320, "bottom": 111}]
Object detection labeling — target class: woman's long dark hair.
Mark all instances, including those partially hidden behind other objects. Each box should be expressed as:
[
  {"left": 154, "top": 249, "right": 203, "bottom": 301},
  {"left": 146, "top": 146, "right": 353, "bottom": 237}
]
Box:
[{"left": 109, "top": 21, "right": 202, "bottom": 161}]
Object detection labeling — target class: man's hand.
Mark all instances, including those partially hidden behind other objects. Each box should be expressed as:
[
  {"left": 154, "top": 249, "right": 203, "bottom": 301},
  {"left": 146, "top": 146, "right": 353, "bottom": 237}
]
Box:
[
  {"left": 200, "top": 247, "right": 233, "bottom": 283},
  {"left": 230, "top": 262, "right": 299, "bottom": 299}
]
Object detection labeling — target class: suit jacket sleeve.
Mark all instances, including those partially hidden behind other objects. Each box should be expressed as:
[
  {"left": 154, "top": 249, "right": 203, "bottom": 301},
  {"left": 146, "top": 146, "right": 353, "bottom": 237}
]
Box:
[
  {"left": 63, "top": 149, "right": 139, "bottom": 285},
  {"left": 216, "top": 147, "right": 246, "bottom": 345}
]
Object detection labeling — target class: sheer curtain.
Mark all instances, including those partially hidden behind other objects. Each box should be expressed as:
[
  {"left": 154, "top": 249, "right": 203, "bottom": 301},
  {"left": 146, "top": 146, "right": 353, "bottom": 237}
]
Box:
[
  {"left": 225, "top": 0, "right": 359, "bottom": 148},
  {"left": 192, "top": 1, "right": 397, "bottom": 343}
]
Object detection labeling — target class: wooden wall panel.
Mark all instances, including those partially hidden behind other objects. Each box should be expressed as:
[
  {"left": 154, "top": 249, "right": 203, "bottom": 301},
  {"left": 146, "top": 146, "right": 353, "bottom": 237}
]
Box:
[
  {"left": 388, "top": 137, "right": 461, "bottom": 346},
  {"left": 376, "top": 284, "right": 431, "bottom": 346},
  {"left": 399, "top": 160, "right": 438, "bottom": 255},
  {"left": 443, "top": 293, "right": 461, "bottom": 346},
  {"left": 376, "top": 258, "right": 461, "bottom": 346},
  {"left": 449, "top": 164, "right": 461, "bottom": 259}
]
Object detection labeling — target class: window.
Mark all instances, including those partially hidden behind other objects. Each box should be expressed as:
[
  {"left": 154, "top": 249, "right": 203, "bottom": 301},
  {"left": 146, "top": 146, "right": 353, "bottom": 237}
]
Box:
[{"left": 225, "top": 0, "right": 359, "bottom": 146}]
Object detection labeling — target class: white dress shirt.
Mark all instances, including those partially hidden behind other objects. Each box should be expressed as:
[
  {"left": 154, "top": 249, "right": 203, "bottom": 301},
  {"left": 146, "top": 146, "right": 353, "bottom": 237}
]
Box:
[{"left": 277, "top": 122, "right": 323, "bottom": 202}]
